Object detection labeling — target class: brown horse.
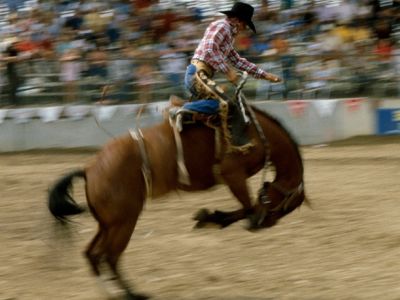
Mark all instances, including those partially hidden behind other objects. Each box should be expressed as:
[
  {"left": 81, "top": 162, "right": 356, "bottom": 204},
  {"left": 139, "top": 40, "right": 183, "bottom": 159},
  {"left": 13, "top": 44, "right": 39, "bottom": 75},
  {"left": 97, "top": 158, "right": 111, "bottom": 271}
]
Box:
[{"left": 48, "top": 103, "right": 307, "bottom": 299}]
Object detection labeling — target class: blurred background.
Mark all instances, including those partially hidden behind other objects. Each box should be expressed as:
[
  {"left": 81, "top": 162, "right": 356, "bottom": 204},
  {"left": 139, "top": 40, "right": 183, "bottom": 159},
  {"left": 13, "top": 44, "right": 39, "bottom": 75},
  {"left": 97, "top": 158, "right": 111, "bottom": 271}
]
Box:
[{"left": 0, "top": 0, "right": 398, "bottom": 106}]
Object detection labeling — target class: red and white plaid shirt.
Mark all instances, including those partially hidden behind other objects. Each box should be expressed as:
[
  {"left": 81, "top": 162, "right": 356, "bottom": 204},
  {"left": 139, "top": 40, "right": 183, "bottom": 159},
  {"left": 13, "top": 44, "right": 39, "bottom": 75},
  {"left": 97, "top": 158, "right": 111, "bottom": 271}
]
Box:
[{"left": 193, "top": 18, "right": 267, "bottom": 79}]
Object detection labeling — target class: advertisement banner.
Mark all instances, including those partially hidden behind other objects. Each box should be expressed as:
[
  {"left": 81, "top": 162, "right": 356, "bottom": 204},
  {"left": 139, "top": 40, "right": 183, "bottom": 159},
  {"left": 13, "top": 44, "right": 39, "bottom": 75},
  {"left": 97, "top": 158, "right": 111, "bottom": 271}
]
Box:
[
  {"left": 287, "top": 100, "right": 309, "bottom": 117},
  {"left": 376, "top": 108, "right": 400, "bottom": 135},
  {"left": 345, "top": 98, "right": 364, "bottom": 112}
]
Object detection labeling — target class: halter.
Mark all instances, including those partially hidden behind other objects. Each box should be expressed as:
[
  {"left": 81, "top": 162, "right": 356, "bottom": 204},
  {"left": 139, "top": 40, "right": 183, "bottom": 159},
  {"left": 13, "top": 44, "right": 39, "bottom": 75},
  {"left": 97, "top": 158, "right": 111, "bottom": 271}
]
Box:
[{"left": 258, "top": 181, "right": 304, "bottom": 215}]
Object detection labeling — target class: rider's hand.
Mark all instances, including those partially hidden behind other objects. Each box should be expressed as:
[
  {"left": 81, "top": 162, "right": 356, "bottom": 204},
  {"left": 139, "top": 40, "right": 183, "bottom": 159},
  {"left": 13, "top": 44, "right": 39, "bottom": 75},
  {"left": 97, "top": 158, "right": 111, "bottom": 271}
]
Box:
[
  {"left": 226, "top": 68, "right": 238, "bottom": 85},
  {"left": 264, "top": 73, "right": 282, "bottom": 83}
]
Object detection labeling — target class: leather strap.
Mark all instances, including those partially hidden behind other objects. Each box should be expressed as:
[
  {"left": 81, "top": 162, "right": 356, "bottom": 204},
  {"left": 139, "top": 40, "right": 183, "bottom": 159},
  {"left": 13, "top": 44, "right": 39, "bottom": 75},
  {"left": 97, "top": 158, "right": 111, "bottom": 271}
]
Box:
[{"left": 191, "top": 59, "right": 214, "bottom": 77}]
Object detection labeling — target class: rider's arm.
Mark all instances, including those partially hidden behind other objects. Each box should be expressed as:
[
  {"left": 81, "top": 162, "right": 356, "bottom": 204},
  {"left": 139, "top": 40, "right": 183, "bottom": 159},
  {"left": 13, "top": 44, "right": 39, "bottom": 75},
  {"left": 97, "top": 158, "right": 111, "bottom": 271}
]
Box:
[
  {"left": 227, "top": 48, "right": 267, "bottom": 79},
  {"left": 227, "top": 49, "right": 281, "bottom": 82}
]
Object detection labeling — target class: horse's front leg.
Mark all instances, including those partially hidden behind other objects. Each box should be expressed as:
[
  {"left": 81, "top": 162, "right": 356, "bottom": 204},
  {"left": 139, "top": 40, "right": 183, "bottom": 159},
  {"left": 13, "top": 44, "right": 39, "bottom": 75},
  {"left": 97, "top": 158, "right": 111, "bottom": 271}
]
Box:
[
  {"left": 194, "top": 166, "right": 254, "bottom": 229},
  {"left": 193, "top": 207, "right": 250, "bottom": 228}
]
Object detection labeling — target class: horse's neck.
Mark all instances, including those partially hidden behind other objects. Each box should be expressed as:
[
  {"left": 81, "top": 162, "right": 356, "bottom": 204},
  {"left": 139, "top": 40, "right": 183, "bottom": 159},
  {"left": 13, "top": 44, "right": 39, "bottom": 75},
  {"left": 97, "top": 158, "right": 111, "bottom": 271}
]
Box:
[{"left": 258, "top": 111, "right": 304, "bottom": 184}]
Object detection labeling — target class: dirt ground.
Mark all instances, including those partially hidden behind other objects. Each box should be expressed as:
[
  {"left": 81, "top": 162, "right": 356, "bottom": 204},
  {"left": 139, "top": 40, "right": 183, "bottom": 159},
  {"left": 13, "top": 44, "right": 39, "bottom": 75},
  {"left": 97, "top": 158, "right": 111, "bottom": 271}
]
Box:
[{"left": 1, "top": 135, "right": 400, "bottom": 300}]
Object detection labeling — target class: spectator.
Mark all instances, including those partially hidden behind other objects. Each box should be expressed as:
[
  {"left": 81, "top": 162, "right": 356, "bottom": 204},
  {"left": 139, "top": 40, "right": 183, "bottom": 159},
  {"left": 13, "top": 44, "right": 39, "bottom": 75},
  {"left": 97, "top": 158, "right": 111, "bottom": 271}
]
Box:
[
  {"left": 106, "top": 15, "right": 121, "bottom": 45},
  {"left": 373, "top": 17, "right": 393, "bottom": 41},
  {"left": 159, "top": 42, "right": 187, "bottom": 96},
  {"left": 374, "top": 38, "right": 394, "bottom": 62},
  {"left": 153, "top": 8, "right": 176, "bottom": 41},
  {"left": 236, "top": 31, "right": 253, "bottom": 55},
  {"left": 135, "top": 57, "right": 156, "bottom": 104},
  {"left": 65, "top": 9, "right": 84, "bottom": 31},
  {"left": 270, "top": 30, "right": 289, "bottom": 55},
  {"left": 84, "top": 40, "right": 109, "bottom": 102},
  {"left": 2, "top": 38, "right": 22, "bottom": 106},
  {"left": 107, "top": 44, "right": 134, "bottom": 102},
  {"left": 249, "top": 34, "right": 270, "bottom": 56},
  {"left": 59, "top": 48, "right": 82, "bottom": 103},
  {"left": 85, "top": 40, "right": 108, "bottom": 80},
  {"left": 335, "top": 0, "right": 358, "bottom": 25},
  {"left": 84, "top": 7, "right": 108, "bottom": 34},
  {"left": 303, "top": 59, "right": 338, "bottom": 99}
]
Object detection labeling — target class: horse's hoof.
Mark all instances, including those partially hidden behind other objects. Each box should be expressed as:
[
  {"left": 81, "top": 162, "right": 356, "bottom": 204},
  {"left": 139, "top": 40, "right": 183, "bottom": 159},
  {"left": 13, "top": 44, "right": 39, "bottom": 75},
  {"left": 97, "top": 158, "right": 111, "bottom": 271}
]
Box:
[
  {"left": 246, "top": 214, "right": 278, "bottom": 231},
  {"left": 125, "top": 291, "right": 150, "bottom": 300},
  {"left": 193, "top": 221, "right": 206, "bottom": 229},
  {"left": 246, "top": 223, "right": 262, "bottom": 232},
  {"left": 245, "top": 214, "right": 263, "bottom": 232},
  {"left": 193, "top": 208, "right": 210, "bottom": 222},
  {"left": 193, "top": 208, "right": 211, "bottom": 228}
]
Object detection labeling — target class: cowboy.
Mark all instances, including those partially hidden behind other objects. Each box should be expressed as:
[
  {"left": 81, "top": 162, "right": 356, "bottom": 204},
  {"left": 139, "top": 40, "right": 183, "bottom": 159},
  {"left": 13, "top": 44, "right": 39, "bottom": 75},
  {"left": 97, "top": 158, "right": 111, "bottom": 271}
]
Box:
[{"left": 184, "top": 1, "right": 282, "bottom": 102}]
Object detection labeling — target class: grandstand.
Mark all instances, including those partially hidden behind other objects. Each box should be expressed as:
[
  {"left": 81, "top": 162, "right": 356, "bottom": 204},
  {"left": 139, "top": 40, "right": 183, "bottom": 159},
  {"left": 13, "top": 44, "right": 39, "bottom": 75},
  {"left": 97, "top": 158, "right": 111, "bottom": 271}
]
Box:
[{"left": 0, "top": 0, "right": 398, "bottom": 106}]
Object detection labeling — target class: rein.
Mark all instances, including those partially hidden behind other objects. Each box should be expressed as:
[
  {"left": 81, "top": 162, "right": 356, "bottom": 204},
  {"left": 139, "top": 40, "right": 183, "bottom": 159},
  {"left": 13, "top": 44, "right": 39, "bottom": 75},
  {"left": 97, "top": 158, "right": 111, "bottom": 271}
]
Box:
[
  {"left": 234, "top": 72, "right": 271, "bottom": 185},
  {"left": 234, "top": 75, "right": 303, "bottom": 222},
  {"left": 236, "top": 90, "right": 271, "bottom": 185}
]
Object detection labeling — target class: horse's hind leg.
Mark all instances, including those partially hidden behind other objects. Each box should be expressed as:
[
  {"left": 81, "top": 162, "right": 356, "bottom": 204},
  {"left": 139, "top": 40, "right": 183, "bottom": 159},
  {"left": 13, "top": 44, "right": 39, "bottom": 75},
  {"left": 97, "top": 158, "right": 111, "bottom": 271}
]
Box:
[
  {"left": 86, "top": 220, "right": 148, "bottom": 300},
  {"left": 104, "top": 220, "right": 149, "bottom": 300},
  {"left": 85, "top": 226, "right": 124, "bottom": 298},
  {"left": 85, "top": 228, "right": 104, "bottom": 276},
  {"left": 85, "top": 210, "right": 148, "bottom": 299}
]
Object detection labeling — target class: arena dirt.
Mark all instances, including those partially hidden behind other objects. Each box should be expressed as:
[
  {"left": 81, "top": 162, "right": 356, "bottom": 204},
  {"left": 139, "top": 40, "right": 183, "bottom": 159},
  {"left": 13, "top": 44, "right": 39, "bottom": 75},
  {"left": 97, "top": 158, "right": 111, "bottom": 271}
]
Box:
[{"left": 1, "top": 136, "right": 400, "bottom": 300}]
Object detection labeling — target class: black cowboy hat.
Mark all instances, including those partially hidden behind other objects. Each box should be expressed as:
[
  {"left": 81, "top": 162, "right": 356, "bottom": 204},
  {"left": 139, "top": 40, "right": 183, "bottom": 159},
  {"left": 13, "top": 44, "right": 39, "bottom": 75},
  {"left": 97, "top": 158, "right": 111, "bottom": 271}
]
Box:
[{"left": 220, "top": 2, "right": 256, "bottom": 33}]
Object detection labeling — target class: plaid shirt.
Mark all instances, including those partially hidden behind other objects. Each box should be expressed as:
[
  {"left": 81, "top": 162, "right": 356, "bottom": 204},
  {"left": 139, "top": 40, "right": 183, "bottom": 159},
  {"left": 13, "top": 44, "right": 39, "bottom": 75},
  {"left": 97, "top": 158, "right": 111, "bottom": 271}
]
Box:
[{"left": 192, "top": 18, "right": 267, "bottom": 79}]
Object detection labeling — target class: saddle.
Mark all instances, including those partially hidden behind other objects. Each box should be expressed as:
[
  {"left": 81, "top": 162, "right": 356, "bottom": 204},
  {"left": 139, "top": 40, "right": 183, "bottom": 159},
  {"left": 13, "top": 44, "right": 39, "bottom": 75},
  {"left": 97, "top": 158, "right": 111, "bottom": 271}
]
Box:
[
  {"left": 168, "top": 74, "right": 254, "bottom": 185},
  {"left": 169, "top": 89, "right": 253, "bottom": 155}
]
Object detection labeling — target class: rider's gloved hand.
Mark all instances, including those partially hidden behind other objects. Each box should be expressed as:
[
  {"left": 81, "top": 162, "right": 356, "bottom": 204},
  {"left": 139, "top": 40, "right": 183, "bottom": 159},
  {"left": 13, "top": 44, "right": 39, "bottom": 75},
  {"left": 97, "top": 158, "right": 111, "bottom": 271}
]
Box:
[{"left": 264, "top": 73, "right": 282, "bottom": 83}]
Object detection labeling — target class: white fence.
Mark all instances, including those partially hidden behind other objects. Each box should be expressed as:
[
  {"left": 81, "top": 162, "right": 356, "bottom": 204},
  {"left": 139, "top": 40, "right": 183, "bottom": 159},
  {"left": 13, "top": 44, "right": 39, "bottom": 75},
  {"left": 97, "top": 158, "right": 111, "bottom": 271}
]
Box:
[{"left": 0, "top": 98, "right": 376, "bottom": 152}]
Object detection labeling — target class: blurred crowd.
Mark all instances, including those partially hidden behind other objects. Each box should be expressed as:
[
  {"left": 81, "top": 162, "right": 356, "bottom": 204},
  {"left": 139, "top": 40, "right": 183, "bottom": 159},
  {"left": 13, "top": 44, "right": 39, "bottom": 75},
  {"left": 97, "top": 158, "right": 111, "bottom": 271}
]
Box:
[{"left": 0, "top": 0, "right": 399, "bottom": 106}]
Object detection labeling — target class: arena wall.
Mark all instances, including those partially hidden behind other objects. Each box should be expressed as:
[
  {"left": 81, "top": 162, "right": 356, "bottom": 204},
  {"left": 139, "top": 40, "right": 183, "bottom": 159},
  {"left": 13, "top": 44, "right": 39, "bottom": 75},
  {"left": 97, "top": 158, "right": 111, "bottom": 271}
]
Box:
[{"left": 0, "top": 98, "right": 381, "bottom": 152}]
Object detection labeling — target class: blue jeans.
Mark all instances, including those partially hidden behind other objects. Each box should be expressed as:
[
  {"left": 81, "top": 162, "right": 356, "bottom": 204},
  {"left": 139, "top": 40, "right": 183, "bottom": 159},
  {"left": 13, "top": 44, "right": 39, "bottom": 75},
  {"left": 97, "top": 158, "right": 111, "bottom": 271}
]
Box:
[
  {"left": 184, "top": 64, "right": 197, "bottom": 97},
  {"left": 183, "top": 63, "right": 220, "bottom": 113}
]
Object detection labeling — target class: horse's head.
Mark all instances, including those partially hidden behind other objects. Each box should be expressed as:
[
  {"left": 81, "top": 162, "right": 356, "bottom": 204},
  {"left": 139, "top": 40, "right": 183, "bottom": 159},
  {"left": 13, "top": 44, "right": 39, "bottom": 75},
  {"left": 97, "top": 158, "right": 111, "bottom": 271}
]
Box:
[{"left": 251, "top": 180, "right": 306, "bottom": 229}]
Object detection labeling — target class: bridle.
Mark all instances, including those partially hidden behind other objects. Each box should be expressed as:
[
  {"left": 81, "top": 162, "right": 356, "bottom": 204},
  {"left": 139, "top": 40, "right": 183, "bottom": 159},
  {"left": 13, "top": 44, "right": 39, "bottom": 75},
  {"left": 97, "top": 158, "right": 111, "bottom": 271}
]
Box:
[
  {"left": 258, "top": 180, "right": 304, "bottom": 221},
  {"left": 235, "top": 74, "right": 304, "bottom": 222}
]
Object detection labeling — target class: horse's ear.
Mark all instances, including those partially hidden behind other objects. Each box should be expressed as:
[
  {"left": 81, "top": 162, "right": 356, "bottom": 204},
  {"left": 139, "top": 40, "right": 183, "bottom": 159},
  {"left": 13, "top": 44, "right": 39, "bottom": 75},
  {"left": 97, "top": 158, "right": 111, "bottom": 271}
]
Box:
[{"left": 169, "top": 95, "right": 185, "bottom": 107}]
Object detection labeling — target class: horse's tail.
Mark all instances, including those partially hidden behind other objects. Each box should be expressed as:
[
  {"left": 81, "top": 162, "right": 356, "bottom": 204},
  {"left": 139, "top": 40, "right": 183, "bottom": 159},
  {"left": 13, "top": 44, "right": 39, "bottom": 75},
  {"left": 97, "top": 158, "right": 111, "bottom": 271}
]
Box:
[{"left": 48, "top": 169, "right": 86, "bottom": 222}]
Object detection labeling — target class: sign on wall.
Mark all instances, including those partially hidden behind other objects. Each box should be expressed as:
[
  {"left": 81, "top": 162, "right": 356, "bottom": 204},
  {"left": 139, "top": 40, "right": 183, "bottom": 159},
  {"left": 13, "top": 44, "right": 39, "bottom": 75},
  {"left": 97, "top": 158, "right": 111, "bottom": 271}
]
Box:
[{"left": 376, "top": 108, "right": 400, "bottom": 135}]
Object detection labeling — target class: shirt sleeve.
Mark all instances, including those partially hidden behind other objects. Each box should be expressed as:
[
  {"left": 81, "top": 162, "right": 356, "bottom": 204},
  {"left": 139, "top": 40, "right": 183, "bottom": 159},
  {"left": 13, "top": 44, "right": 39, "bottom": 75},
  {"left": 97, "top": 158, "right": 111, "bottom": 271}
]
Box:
[{"left": 227, "top": 49, "right": 268, "bottom": 79}]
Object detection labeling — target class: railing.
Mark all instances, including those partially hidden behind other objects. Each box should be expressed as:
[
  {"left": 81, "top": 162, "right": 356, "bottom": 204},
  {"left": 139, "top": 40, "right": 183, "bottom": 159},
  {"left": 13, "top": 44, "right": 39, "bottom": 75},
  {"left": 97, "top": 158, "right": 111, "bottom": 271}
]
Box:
[{"left": 0, "top": 53, "right": 399, "bottom": 107}]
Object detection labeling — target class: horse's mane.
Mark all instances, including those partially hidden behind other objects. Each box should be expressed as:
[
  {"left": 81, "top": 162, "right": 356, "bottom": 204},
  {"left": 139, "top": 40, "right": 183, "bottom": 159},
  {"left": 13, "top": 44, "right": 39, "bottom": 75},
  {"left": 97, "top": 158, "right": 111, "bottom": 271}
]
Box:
[{"left": 251, "top": 105, "right": 304, "bottom": 173}]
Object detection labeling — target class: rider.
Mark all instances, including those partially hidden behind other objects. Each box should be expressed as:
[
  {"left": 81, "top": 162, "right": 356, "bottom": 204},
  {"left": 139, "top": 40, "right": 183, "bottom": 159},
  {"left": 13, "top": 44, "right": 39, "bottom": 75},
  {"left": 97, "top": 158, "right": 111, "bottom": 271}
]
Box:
[{"left": 184, "top": 1, "right": 282, "bottom": 102}]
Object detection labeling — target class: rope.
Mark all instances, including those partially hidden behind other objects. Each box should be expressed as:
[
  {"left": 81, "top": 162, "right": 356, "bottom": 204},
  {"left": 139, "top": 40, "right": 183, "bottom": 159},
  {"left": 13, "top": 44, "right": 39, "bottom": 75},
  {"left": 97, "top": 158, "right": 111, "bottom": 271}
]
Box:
[{"left": 93, "top": 85, "right": 115, "bottom": 139}]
